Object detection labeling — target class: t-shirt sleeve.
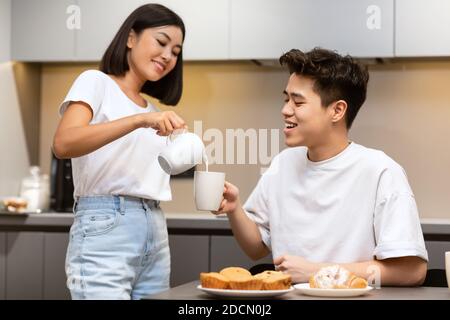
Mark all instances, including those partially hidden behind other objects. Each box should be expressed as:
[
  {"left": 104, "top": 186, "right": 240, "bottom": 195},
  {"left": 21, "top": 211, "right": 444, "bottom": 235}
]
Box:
[
  {"left": 373, "top": 163, "right": 428, "bottom": 261},
  {"left": 243, "top": 156, "right": 280, "bottom": 250},
  {"left": 59, "top": 70, "right": 106, "bottom": 117}
]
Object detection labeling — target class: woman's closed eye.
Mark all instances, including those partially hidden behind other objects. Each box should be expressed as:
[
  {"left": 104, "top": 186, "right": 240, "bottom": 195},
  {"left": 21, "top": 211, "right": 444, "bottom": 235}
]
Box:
[
  {"left": 157, "top": 39, "right": 180, "bottom": 57},
  {"left": 157, "top": 39, "right": 167, "bottom": 47}
]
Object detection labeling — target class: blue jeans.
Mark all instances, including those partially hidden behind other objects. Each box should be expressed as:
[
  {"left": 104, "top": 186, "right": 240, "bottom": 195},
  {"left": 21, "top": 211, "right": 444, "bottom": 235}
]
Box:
[{"left": 65, "top": 195, "right": 170, "bottom": 300}]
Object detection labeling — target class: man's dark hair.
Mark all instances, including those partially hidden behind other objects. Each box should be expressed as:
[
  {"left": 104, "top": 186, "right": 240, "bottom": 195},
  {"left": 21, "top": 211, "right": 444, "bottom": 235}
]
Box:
[
  {"left": 279, "top": 48, "right": 369, "bottom": 129},
  {"left": 100, "top": 4, "right": 185, "bottom": 106}
]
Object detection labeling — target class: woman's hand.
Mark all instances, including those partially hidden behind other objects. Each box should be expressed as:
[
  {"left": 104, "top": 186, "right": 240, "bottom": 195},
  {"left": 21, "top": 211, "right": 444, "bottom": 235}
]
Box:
[
  {"left": 138, "top": 111, "right": 186, "bottom": 136},
  {"left": 274, "top": 255, "right": 321, "bottom": 283},
  {"left": 212, "top": 181, "right": 241, "bottom": 215}
]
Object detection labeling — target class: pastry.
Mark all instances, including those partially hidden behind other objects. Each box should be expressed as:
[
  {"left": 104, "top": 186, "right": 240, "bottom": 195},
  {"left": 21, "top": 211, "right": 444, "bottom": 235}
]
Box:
[
  {"left": 219, "top": 267, "right": 262, "bottom": 290},
  {"left": 309, "top": 265, "right": 368, "bottom": 289},
  {"left": 200, "top": 272, "right": 230, "bottom": 289},
  {"left": 219, "top": 267, "right": 252, "bottom": 279},
  {"left": 2, "top": 197, "right": 28, "bottom": 213},
  {"left": 254, "top": 270, "right": 292, "bottom": 290},
  {"left": 199, "top": 267, "right": 291, "bottom": 291}
]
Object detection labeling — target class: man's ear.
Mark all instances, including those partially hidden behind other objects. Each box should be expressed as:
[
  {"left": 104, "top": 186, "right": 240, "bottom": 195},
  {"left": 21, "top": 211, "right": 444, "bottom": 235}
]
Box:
[
  {"left": 330, "top": 100, "right": 347, "bottom": 123},
  {"left": 127, "top": 29, "right": 137, "bottom": 49}
]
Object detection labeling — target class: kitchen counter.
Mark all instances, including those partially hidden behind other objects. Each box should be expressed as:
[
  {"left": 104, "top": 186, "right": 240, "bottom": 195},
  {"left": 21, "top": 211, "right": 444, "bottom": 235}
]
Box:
[
  {"left": 0, "top": 212, "right": 230, "bottom": 232},
  {"left": 145, "top": 280, "right": 450, "bottom": 300},
  {"left": 1, "top": 212, "right": 450, "bottom": 235}
]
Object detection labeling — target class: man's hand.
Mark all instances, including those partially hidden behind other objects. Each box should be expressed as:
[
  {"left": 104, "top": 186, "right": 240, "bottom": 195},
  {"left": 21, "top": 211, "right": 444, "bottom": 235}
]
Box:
[
  {"left": 274, "top": 255, "right": 323, "bottom": 283},
  {"left": 212, "top": 181, "right": 240, "bottom": 215}
]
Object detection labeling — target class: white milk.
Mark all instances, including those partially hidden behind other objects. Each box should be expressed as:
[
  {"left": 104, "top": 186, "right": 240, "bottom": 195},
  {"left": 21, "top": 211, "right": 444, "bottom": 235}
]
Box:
[{"left": 202, "top": 150, "right": 209, "bottom": 172}]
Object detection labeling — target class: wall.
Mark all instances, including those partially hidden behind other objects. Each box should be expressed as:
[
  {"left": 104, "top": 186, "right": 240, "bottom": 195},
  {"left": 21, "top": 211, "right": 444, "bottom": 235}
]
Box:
[
  {"left": 39, "top": 60, "right": 450, "bottom": 219},
  {"left": 0, "top": 0, "right": 10, "bottom": 63},
  {"left": 13, "top": 63, "right": 41, "bottom": 165},
  {"left": 0, "top": 62, "right": 30, "bottom": 196},
  {"left": 0, "top": 0, "right": 30, "bottom": 196},
  {"left": 350, "top": 60, "right": 450, "bottom": 219}
]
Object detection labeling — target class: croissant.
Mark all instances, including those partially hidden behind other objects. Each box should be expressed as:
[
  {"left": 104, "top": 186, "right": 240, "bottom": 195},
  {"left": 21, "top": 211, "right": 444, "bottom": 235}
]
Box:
[{"left": 309, "top": 265, "right": 368, "bottom": 289}]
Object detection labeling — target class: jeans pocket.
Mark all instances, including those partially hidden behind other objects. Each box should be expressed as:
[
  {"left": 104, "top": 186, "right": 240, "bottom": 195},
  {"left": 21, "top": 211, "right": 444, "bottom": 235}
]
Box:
[
  {"left": 76, "top": 208, "right": 120, "bottom": 237},
  {"left": 151, "top": 207, "right": 169, "bottom": 246}
]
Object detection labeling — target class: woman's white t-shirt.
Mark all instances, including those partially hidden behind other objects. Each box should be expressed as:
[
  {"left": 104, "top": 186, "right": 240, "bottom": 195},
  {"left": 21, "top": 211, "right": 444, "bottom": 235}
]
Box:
[
  {"left": 244, "top": 142, "right": 428, "bottom": 263},
  {"left": 59, "top": 70, "right": 171, "bottom": 201}
]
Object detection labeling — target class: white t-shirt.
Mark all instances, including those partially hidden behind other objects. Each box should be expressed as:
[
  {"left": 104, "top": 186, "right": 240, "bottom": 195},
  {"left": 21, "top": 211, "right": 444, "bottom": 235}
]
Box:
[
  {"left": 244, "top": 142, "right": 428, "bottom": 263},
  {"left": 59, "top": 70, "right": 171, "bottom": 201}
]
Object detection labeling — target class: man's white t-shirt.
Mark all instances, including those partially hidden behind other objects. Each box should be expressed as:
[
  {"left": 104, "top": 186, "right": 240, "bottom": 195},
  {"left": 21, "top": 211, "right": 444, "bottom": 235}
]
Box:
[
  {"left": 244, "top": 142, "right": 428, "bottom": 263},
  {"left": 59, "top": 70, "right": 171, "bottom": 201}
]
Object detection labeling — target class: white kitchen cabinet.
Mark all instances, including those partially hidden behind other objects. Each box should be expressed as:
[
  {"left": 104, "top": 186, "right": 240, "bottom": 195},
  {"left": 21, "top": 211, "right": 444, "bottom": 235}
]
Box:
[
  {"left": 11, "top": 0, "right": 76, "bottom": 61},
  {"left": 230, "top": 0, "right": 394, "bottom": 59},
  {"left": 76, "top": 0, "right": 229, "bottom": 61},
  {"left": 158, "top": 0, "right": 229, "bottom": 60},
  {"left": 75, "top": 0, "right": 147, "bottom": 61},
  {"left": 395, "top": 0, "right": 450, "bottom": 57}
]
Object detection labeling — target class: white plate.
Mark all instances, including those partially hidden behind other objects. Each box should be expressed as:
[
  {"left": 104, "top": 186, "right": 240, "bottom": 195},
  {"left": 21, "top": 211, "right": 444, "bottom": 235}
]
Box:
[
  {"left": 294, "top": 283, "right": 373, "bottom": 297},
  {"left": 197, "top": 285, "right": 294, "bottom": 298}
]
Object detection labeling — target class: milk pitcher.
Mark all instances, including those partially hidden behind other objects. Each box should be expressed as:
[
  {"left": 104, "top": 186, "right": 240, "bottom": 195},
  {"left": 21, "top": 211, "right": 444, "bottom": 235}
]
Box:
[{"left": 158, "top": 129, "right": 205, "bottom": 175}]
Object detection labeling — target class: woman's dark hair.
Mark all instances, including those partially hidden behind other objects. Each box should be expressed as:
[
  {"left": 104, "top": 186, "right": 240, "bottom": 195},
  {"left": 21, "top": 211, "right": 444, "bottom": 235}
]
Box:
[
  {"left": 100, "top": 4, "right": 185, "bottom": 106},
  {"left": 279, "top": 48, "right": 369, "bottom": 129}
]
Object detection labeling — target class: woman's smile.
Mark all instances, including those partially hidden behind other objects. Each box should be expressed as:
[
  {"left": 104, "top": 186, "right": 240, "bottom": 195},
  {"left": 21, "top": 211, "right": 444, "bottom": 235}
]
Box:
[{"left": 152, "top": 59, "right": 166, "bottom": 73}]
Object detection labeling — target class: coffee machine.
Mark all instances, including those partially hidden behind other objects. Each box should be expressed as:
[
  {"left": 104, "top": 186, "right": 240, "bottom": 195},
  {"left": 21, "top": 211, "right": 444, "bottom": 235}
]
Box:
[{"left": 50, "top": 153, "right": 74, "bottom": 212}]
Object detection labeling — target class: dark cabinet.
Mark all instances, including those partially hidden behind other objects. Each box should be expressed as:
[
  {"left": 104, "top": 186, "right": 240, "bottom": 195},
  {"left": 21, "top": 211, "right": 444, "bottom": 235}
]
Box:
[
  {"left": 43, "top": 233, "right": 70, "bottom": 299},
  {"left": 425, "top": 241, "right": 450, "bottom": 270},
  {"left": 210, "top": 235, "right": 272, "bottom": 271},
  {"left": 169, "top": 235, "right": 209, "bottom": 287},
  {"left": 6, "top": 232, "right": 45, "bottom": 299},
  {"left": 0, "top": 232, "right": 5, "bottom": 299},
  {"left": 1, "top": 231, "right": 69, "bottom": 300}
]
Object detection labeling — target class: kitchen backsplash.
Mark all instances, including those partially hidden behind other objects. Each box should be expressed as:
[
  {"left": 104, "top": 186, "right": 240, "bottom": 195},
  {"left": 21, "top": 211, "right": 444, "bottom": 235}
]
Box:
[{"left": 32, "top": 60, "right": 450, "bottom": 218}]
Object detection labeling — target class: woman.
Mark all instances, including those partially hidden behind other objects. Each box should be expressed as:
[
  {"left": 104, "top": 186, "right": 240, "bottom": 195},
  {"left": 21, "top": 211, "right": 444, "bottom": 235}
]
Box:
[{"left": 53, "top": 4, "right": 186, "bottom": 299}]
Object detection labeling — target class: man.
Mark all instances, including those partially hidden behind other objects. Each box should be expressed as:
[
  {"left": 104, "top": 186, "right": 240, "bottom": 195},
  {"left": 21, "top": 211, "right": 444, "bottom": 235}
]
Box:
[{"left": 215, "top": 48, "right": 427, "bottom": 286}]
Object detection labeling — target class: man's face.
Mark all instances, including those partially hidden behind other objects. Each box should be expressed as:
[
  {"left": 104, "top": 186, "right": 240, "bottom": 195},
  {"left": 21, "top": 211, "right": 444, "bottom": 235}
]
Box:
[{"left": 282, "top": 73, "right": 333, "bottom": 147}]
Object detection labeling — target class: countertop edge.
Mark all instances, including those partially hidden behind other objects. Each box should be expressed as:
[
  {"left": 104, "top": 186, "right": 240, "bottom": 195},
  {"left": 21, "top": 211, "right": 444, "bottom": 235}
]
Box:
[{"left": 1, "top": 213, "right": 450, "bottom": 234}]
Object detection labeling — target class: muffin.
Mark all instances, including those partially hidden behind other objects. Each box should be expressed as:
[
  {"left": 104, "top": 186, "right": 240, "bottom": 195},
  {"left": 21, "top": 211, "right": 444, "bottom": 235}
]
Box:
[
  {"left": 200, "top": 272, "right": 230, "bottom": 289},
  {"left": 219, "top": 267, "right": 252, "bottom": 279},
  {"left": 254, "top": 270, "right": 292, "bottom": 290},
  {"left": 219, "top": 267, "right": 263, "bottom": 290}
]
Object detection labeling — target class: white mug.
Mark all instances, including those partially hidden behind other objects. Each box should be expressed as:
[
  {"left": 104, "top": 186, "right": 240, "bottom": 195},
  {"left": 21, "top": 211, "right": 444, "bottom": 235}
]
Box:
[
  {"left": 158, "top": 131, "right": 205, "bottom": 175},
  {"left": 194, "top": 171, "right": 225, "bottom": 211},
  {"left": 446, "top": 251, "right": 450, "bottom": 289}
]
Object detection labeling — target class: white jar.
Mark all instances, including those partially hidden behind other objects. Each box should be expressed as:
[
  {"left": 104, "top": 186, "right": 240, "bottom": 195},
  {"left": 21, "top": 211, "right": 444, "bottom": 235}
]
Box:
[{"left": 19, "top": 166, "right": 50, "bottom": 213}]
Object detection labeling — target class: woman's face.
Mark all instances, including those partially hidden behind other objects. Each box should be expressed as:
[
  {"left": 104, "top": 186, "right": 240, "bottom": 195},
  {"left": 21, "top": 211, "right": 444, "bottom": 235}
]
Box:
[{"left": 127, "top": 25, "right": 183, "bottom": 82}]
